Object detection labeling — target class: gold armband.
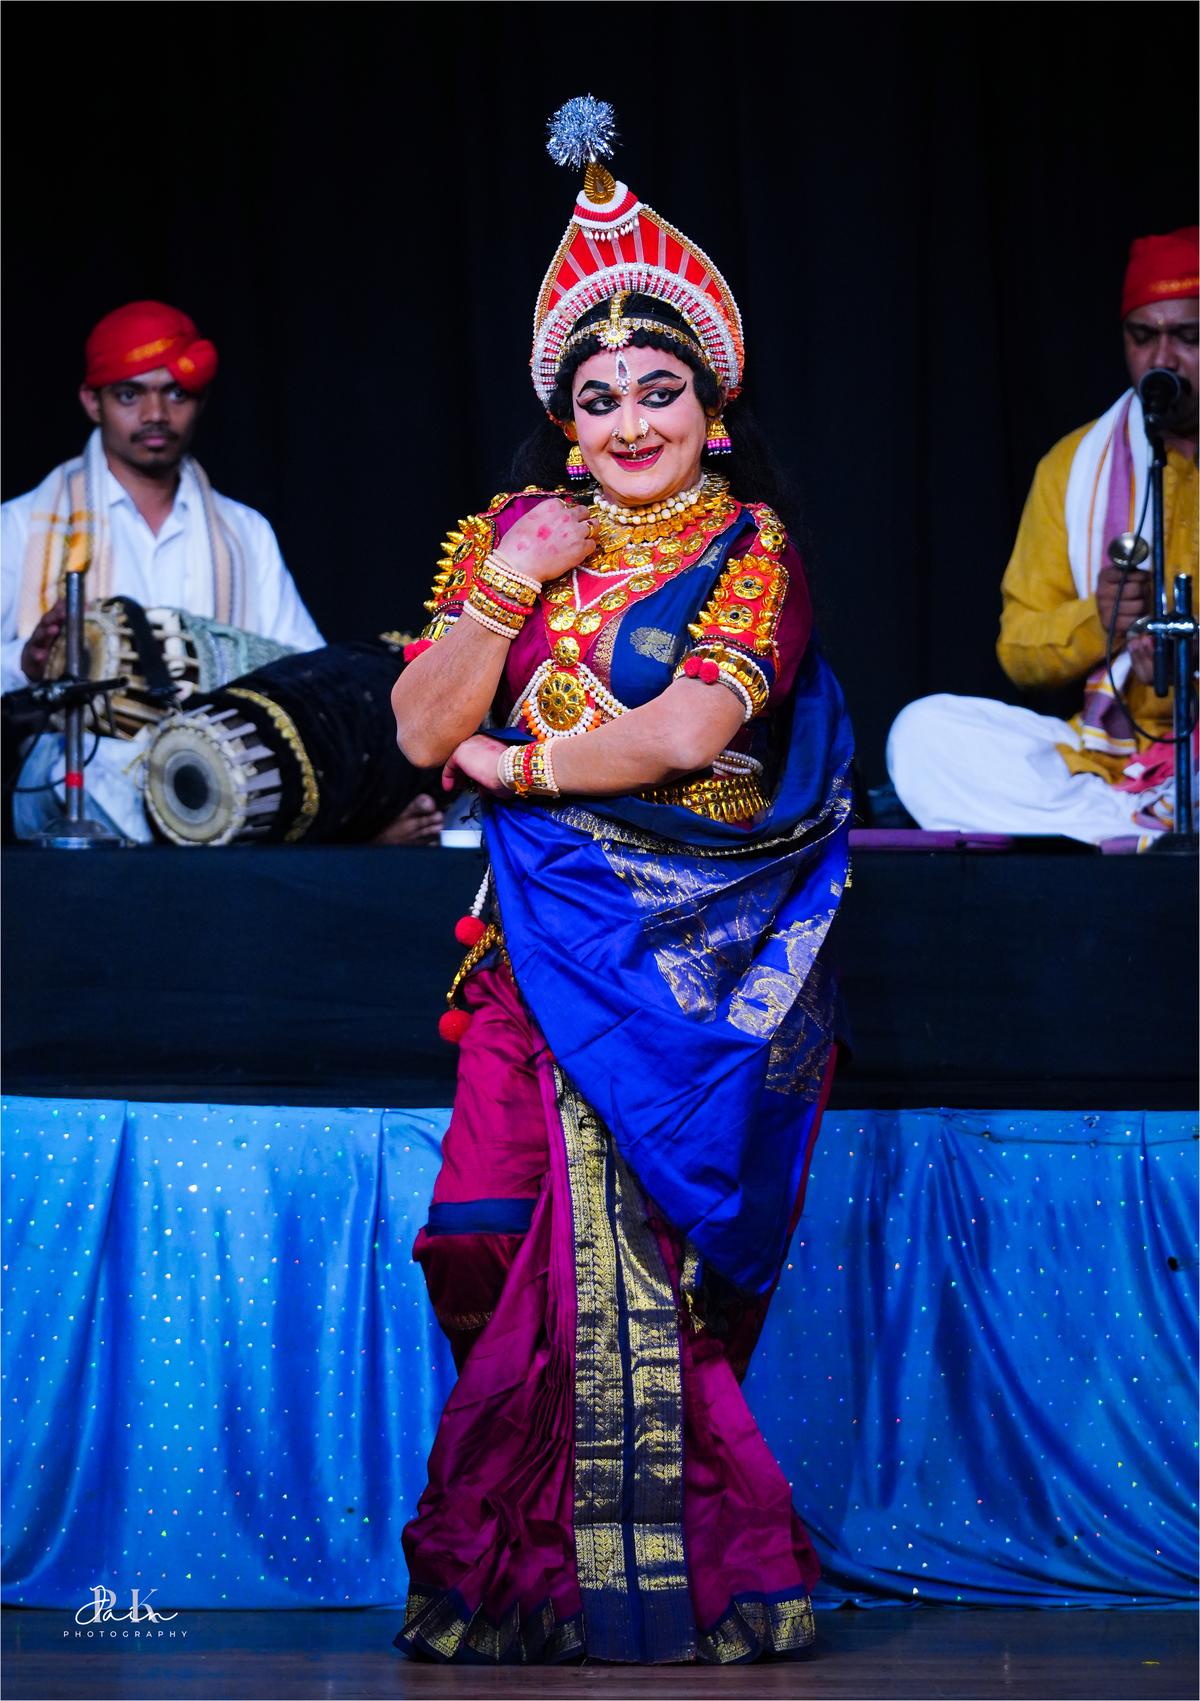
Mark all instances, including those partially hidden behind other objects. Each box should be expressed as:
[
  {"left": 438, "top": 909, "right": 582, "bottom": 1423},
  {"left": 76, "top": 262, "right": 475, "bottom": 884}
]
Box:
[{"left": 674, "top": 642, "right": 771, "bottom": 719}]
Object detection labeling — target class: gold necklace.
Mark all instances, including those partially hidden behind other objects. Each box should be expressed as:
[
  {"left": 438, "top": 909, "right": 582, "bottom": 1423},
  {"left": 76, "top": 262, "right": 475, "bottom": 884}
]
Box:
[
  {"left": 589, "top": 475, "right": 735, "bottom": 553},
  {"left": 592, "top": 472, "right": 715, "bottom": 526}
]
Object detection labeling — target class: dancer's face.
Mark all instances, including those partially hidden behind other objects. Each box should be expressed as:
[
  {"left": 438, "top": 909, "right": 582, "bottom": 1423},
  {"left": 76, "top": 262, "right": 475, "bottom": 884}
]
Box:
[{"left": 571, "top": 345, "right": 710, "bottom": 506}]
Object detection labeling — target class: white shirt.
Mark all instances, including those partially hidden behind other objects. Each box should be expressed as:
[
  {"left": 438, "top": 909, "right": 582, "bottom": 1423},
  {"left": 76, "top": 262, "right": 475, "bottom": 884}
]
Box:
[{"left": 1, "top": 455, "right": 324, "bottom": 693}]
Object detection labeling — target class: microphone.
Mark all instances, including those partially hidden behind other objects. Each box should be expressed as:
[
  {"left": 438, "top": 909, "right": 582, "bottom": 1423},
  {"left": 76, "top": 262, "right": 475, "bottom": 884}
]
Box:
[{"left": 1138, "top": 367, "right": 1185, "bottom": 425}]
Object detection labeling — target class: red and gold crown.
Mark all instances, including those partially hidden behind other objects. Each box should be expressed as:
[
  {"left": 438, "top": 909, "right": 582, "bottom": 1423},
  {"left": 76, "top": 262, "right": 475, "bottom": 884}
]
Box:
[{"left": 531, "top": 96, "right": 744, "bottom": 411}]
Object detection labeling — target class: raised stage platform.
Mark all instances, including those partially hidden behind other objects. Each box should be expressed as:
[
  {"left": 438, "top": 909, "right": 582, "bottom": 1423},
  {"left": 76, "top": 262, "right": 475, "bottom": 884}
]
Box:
[
  {"left": 2, "top": 1097, "right": 1195, "bottom": 1611},
  {"left": 2, "top": 843, "right": 1196, "bottom": 1618},
  {"left": 2, "top": 843, "right": 1196, "bottom": 1109}
]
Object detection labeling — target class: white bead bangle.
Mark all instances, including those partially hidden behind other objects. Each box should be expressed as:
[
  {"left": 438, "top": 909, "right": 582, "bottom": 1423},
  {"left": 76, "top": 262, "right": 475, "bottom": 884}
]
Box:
[
  {"left": 712, "top": 671, "right": 756, "bottom": 722},
  {"left": 496, "top": 746, "right": 521, "bottom": 791},
  {"left": 463, "top": 600, "right": 521, "bottom": 640}
]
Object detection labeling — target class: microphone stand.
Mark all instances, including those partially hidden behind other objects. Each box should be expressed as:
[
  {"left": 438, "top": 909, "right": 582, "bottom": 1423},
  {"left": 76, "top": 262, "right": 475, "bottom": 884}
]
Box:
[
  {"left": 33, "top": 566, "right": 126, "bottom": 850},
  {"left": 1147, "top": 423, "right": 1170, "bottom": 699},
  {"left": 1140, "top": 417, "right": 1197, "bottom": 852}
]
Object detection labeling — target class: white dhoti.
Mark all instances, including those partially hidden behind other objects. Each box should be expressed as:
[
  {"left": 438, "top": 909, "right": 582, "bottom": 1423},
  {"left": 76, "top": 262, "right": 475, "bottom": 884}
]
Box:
[
  {"left": 886, "top": 695, "right": 1165, "bottom": 846},
  {"left": 12, "top": 731, "right": 154, "bottom": 844}
]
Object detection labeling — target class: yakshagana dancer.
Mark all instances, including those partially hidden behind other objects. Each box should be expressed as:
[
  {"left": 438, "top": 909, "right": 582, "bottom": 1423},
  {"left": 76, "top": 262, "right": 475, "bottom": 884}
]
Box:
[{"left": 391, "top": 95, "right": 854, "bottom": 1664}]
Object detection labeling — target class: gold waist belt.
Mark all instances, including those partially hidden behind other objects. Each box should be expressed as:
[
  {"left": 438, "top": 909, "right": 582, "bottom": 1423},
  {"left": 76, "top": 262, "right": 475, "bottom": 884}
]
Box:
[{"left": 636, "top": 772, "right": 770, "bottom": 823}]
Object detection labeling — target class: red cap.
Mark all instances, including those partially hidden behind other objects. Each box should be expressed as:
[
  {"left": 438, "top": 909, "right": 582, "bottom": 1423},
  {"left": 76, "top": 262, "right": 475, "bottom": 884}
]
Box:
[
  {"left": 84, "top": 300, "right": 218, "bottom": 393},
  {"left": 1121, "top": 227, "right": 1200, "bottom": 319}
]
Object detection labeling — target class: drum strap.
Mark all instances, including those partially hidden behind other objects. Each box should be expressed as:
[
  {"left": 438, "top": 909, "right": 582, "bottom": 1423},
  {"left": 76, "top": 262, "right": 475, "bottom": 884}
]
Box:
[{"left": 111, "top": 597, "right": 178, "bottom": 705}]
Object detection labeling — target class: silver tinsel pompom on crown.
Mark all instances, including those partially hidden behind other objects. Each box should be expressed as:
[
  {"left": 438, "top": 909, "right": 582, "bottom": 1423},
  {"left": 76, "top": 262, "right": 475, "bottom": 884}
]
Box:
[{"left": 546, "top": 96, "right": 617, "bottom": 170}]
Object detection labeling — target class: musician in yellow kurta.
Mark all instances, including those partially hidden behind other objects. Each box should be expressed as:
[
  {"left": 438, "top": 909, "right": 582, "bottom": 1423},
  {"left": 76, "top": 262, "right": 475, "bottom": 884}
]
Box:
[
  {"left": 997, "top": 422, "right": 1196, "bottom": 781},
  {"left": 888, "top": 226, "right": 1198, "bottom": 846}
]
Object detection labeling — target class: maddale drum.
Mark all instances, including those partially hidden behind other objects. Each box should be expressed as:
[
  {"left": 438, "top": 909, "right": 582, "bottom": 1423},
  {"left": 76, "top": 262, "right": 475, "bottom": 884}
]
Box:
[{"left": 144, "top": 637, "right": 423, "bottom": 845}]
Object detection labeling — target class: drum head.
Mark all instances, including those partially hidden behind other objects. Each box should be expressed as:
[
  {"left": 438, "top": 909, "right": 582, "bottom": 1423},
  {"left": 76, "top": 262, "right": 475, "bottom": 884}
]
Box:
[
  {"left": 44, "top": 605, "right": 124, "bottom": 687},
  {"left": 145, "top": 638, "right": 420, "bottom": 844},
  {"left": 145, "top": 713, "right": 281, "bottom": 845}
]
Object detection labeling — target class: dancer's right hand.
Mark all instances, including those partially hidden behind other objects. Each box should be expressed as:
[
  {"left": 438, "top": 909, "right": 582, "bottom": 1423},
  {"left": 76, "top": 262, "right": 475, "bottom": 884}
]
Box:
[{"left": 496, "top": 498, "right": 596, "bottom": 584}]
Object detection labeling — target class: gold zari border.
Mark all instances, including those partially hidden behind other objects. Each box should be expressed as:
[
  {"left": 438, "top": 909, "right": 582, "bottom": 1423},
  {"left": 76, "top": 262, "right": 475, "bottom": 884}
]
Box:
[
  {"left": 699, "top": 1592, "right": 816, "bottom": 1662},
  {"left": 556, "top": 1068, "right": 698, "bottom": 1662},
  {"left": 402, "top": 1587, "right": 586, "bottom": 1663}
]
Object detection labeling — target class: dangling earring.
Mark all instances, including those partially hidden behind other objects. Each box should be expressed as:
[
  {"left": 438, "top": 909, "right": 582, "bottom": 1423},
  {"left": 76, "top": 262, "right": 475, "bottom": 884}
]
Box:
[
  {"left": 562, "top": 421, "right": 589, "bottom": 482},
  {"left": 705, "top": 415, "right": 732, "bottom": 455}
]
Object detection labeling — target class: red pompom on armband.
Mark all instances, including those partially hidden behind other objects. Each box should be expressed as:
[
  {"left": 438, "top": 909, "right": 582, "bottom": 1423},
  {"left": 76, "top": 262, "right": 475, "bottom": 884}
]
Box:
[{"left": 676, "top": 643, "right": 770, "bottom": 721}]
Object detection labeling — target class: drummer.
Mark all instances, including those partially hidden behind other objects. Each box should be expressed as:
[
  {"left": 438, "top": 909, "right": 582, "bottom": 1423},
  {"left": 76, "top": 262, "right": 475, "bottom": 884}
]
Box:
[{"left": 2, "top": 300, "right": 442, "bottom": 845}]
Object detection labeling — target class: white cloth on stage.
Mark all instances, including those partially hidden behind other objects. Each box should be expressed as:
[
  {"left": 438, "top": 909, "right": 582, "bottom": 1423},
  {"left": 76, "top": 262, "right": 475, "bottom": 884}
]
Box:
[{"left": 886, "top": 693, "right": 1165, "bottom": 845}]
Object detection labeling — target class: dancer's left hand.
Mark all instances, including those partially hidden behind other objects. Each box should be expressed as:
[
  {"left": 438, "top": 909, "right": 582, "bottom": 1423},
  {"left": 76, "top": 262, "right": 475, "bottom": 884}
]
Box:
[{"left": 442, "top": 735, "right": 511, "bottom": 798}]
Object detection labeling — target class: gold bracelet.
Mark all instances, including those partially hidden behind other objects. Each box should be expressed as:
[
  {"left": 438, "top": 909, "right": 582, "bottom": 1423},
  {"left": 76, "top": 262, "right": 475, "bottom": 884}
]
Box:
[
  {"left": 477, "top": 563, "right": 538, "bottom": 606},
  {"left": 529, "top": 740, "right": 560, "bottom": 795},
  {"left": 468, "top": 581, "right": 526, "bottom": 623},
  {"left": 481, "top": 552, "right": 541, "bottom": 603},
  {"left": 466, "top": 583, "right": 527, "bottom": 635}
]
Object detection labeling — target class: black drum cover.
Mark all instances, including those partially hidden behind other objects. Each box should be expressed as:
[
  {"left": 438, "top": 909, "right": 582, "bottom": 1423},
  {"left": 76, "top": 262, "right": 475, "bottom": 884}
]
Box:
[{"left": 148, "top": 638, "right": 426, "bottom": 844}]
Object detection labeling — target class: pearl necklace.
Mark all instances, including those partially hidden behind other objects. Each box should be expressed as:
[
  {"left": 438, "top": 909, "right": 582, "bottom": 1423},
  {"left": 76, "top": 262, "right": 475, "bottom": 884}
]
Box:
[{"left": 592, "top": 472, "right": 725, "bottom": 529}]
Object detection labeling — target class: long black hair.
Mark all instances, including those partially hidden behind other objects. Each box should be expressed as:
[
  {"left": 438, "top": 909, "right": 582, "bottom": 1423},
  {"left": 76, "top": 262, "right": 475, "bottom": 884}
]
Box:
[{"left": 508, "top": 294, "right": 801, "bottom": 537}]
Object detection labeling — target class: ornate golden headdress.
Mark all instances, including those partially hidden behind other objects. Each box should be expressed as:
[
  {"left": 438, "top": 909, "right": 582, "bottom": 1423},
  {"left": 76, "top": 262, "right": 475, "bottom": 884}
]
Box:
[{"left": 531, "top": 96, "right": 744, "bottom": 410}]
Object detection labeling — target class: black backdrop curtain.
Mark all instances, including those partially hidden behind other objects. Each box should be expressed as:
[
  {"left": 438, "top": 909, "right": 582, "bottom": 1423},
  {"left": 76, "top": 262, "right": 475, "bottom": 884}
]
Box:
[{"left": 3, "top": 2, "right": 1195, "bottom": 782}]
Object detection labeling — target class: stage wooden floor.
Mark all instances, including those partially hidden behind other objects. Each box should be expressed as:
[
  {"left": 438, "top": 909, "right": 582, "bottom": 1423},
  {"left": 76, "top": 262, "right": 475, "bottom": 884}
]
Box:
[{"left": 2, "top": 1605, "right": 1195, "bottom": 1700}]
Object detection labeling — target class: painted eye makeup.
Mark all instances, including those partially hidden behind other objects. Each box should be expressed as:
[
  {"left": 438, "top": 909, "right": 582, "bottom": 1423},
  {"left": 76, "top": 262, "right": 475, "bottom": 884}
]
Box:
[{"left": 577, "top": 385, "right": 684, "bottom": 415}]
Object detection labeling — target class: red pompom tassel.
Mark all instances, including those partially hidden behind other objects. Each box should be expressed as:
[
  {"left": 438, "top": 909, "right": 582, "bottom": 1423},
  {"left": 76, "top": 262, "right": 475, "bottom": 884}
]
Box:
[
  {"left": 454, "top": 915, "right": 487, "bottom": 947},
  {"left": 403, "top": 639, "right": 433, "bottom": 663},
  {"left": 683, "top": 656, "right": 702, "bottom": 677},
  {"left": 698, "top": 659, "right": 720, "bottom": 684},
  {"left": 438, "top": 1008, "right": 472, "bottom": 1045}
]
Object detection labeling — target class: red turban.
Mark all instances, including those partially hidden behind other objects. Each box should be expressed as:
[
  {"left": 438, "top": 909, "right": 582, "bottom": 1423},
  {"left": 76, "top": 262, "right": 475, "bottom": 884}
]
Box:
[
  {"left": 1121, "top": 227, "right": 1200, "bottom": 319},
  {"left": 84, "top": 300, "right": 218, "bottom": 393}
]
